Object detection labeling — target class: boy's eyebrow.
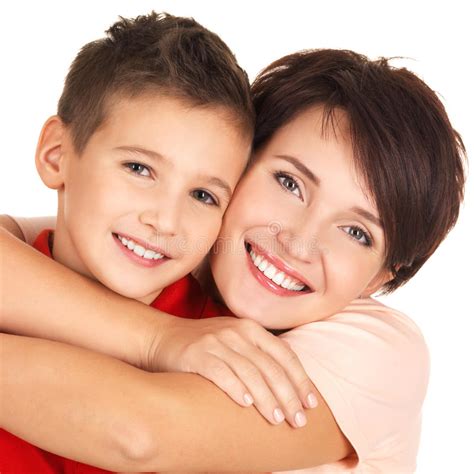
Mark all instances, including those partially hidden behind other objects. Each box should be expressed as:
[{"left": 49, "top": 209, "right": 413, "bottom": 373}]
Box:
[
  {"left": 274, "top": 154, "right": 320, "bottom": 185},
  {"left": 115, "top": 145, "right": 232, "bottom": 200},
  {"left": 115, "top": 145, "right": 169, "bottom": 163},
  {"left": 203, "top": 177, "right": 232, "bottom": 201}
]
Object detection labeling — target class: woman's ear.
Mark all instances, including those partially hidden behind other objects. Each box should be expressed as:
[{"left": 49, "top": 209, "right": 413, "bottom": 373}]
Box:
[
  {"left": 360, "top": 268, "right": 394, "bottom": 297},
  {"left": 35, "top": 116, "right": 68, "bottom": 190}
]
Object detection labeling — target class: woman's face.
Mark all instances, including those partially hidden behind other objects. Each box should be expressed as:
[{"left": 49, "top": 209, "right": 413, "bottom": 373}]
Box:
[{"left": 210, "top": 106, "right": 391, "bottom": 329}]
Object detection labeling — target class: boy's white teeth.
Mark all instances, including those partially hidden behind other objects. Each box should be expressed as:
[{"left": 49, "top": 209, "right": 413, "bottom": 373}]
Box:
[
  {"left": 249, "top": 248, "right": 306, "bottom": 292},
  {"left": 117, "top": 235, "right": 164, "bottom": 260}
]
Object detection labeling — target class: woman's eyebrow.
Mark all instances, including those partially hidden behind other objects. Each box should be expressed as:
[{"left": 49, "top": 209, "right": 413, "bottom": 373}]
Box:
[
  {"left": 274, "top": 154, "right": 320, "bottom": 185},
  {"left": 351, "top": 206, "right": 382, "bottom": 228}
]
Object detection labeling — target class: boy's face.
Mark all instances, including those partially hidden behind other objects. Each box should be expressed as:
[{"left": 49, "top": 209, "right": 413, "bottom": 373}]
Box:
[{"left": 51, "top": 95, "right": 250, "bottom": 303}]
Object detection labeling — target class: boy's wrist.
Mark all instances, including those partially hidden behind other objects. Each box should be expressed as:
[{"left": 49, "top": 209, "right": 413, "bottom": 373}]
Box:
[{"left": 136, "top": 309, "right": 176, "bottom": 372}]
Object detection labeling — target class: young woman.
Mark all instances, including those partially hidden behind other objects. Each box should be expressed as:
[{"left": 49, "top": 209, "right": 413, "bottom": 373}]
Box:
[{"left": 0, "top": 49, "right": 466, "bottom": 472}]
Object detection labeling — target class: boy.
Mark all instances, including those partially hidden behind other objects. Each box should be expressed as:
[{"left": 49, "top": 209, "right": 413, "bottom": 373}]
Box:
[{"left": 0, "top": 11, "right": 313, "bottom": 473}]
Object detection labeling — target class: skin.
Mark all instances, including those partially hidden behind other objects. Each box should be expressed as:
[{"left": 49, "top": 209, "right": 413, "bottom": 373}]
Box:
[
  {"left": 40, "top": 94, "right": 250, "bottom": 304},
  {"left": 0, "top": 106, "right": 395, "bottom": 471},
  {"left": 2, "top": 333, "right": 351, "bottom": 472},
  {"left": 22, "top": 92, "right": 320, "bottom": 428},
  {"left": 211, "top": 107, "right": 391, "bottom": 329}
]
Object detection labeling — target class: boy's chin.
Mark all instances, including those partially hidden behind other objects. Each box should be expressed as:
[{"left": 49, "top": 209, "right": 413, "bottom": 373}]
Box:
[{"left": 98, "top": 277, "right": 163, "bottom": 304}]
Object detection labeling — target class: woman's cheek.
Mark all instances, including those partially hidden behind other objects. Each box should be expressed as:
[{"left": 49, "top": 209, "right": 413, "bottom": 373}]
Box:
[{"left": 324, "top": 243, "right": 364, "bottom": 298}]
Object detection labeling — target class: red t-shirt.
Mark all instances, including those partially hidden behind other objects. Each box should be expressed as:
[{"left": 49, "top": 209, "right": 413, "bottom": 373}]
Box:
[{"left": 0, "top": 230, "right": 228, "bottom": 473}]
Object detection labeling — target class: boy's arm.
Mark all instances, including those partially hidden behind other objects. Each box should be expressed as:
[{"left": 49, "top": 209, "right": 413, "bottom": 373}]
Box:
[
  {"left": 1, "top": 333, "right": 352, "bottom": 472},
  {"left": 0, "top": 225, "right": 163, "bottom": 368},
  {"left": 0, "top": 224, "right": 316, "bottom": 426}
]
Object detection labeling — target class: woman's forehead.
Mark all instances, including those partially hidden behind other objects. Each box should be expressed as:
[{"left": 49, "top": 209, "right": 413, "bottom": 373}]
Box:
[{"left": 252, "top": 107, "right": 379, "bottom": 213}]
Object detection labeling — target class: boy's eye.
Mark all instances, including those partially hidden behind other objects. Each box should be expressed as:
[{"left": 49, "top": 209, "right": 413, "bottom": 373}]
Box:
[
  {"left": 340, "top": 225, "right": 373, "bottom": 247},
  {"left": 274, "top": 172, "right": 302, "bottom": 199},
  {"left": 124, "top": 162, "right": 151, "bottom": 177},
  {"left": 191, "top": 189, "right": 218, "bottom": 206}
]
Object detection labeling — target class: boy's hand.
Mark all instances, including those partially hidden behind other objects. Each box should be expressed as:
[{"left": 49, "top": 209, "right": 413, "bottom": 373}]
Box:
[{"left": 145, "top": 317, "right": 318, "bottom": 428}]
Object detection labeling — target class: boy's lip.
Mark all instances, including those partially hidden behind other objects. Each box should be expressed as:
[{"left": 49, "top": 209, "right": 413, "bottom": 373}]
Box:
[
  {"left": 112, "top": 233, "right": 171, "bottom": 268},
  {"left": 245, "top": 240, "right": 315, "bottom": 293},
  {"left": 113, "top": 232, "right": 171, "bottom": 258}
]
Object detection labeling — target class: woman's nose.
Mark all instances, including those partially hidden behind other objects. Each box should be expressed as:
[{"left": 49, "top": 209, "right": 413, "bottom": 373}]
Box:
[{"left": 276, "top": 218, "right": 322, "bottom": 263}]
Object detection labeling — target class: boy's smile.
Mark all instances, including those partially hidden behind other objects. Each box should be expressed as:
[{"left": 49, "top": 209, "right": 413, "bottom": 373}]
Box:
[
  {"left": 113, "top": 232, "right": 168, "bottom": 268},
  {"left": 40, "top": 94, "right": 250, "bottom": 304}
]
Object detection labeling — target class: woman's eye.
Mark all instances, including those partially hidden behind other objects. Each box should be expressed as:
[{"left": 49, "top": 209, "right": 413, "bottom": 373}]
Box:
[
  {"left": 341, "top": 226, "right": 372, "bottom": 247},
  {"left": 192, "top": 189, "right": 218, "bottom": 206},
  {"left": 124, "top": 162, "right": 151, "bottom": 177},
  {"left": 275, "top": 172, "right": 302, "bottom": 199}
]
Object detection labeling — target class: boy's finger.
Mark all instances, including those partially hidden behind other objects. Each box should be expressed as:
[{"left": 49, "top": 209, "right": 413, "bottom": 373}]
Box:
[
  {"left": 256, "top": 332, "right": 318, "bottom": 410},
  {"left": 197, "top": 354, "right": 253, "bottom": 408},
  {"left": 240, "top": 347, "right": 308, "bottom": 428},
  {"left": 216, "top": 337, "right": 306, "bottom": 428},
  {"left": 205, "top": 348, "right": 286, "bottom": 426}
]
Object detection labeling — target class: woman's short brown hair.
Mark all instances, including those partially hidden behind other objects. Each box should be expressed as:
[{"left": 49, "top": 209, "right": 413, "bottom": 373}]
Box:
[
  {"left": 252, "top": 49, "right": 466, "bottom": 292},
  {"left": 58, "top": 12, "right": 254, "bottom": 153}
]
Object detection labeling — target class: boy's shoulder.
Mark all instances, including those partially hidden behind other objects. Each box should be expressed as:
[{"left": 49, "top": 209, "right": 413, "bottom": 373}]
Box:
[{"left": 32, "top": 228, "right": 54, "bottom": 256}]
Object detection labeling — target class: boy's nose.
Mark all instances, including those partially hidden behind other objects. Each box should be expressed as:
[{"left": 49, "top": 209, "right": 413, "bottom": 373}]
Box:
[{"left": 139, "top": 206, "right": 180, "bottom": 237}]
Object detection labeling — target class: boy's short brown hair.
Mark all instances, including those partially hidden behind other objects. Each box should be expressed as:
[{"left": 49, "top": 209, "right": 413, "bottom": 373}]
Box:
[
  {"left": 252, "top": 49, "right": 466, "bottom": 292},
  {"left": 58, "top": 12, "right": 254, "bottom": 153}
]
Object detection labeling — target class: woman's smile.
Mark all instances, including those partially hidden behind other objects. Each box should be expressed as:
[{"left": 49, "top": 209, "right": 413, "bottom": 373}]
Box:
[
  {"left": 211, "top": 106, "right": 389, "bottom": 329},
  {"left": 245, "top": 241, "right": 314, "bottom": 295}
]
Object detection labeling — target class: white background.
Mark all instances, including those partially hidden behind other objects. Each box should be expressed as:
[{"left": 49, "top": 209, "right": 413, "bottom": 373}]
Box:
[{"left": 1, "top": 1, "right": 473, "bottom": 472}]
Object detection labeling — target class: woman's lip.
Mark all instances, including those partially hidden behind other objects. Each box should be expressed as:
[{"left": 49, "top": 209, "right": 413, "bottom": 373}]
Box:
[
  {"left": 113, "top": 232, "right": 170, "bottom": 258},
  {"left": 245, "top": 250, "right": 311, "bottom": 297},
  {"left": 112, "top": 234, "right": 170, "bottom": 268},
  {"left": 246, "top": 240, "right": 314, "bottom": 291}
]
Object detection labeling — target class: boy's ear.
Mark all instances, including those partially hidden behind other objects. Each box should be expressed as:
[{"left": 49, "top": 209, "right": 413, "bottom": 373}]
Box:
[
  {"left": 35, "top": 116, "right": 68, "bottom": 190},
  {"left": 360, "top": 268, "right": 394, "bottom": 297}
]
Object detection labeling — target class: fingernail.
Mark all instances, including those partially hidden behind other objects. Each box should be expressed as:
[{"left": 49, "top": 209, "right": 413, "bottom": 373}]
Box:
[
  {"left": 243, "top": 393, "right": 254, "bottom": 406},
  {"left": 307, "top": 392, "right": 318, "bottom": 408},
  {"left": 273, "top": 408, "right": 284, "bottom": 424},
  {"left": 295, "top": 410, "right": 307, "bottom": 427}
]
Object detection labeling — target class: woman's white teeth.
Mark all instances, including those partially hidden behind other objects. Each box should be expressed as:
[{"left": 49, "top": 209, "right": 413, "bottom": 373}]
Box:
[
  {"left": 117, "top": 235, "right": 164, "bottom": 260},
  {"left": 249, "top": 248, "right": 306, "bottom": 291},
  {"left": 263, "top": 264, "right": 277, "bottom": 280},
  {"left": 281, "top": 276, "right": 292, "bottom": 289},
  {"left": 272, "top": 272, "right": 285, "bottom": 286}
]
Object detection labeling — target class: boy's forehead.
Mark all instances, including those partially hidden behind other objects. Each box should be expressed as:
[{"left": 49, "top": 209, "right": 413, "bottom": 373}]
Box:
[
  {"left": 101, "top": 91, "right": 252, "bottom": 139},
  {"left": 81, "top": 93, "right": 250, "bottom": 183}
]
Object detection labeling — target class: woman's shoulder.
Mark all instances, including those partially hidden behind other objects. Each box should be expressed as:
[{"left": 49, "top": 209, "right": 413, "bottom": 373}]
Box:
[
  {"left": 280, "top": 297, "right": 430, "bottom": 407},
  {"left": 280, "top": 298, "right": 429, "bottom": 469},
  {"left": 334, "top": 296, "right": 427, "bottom": 346},
  {"left": 284, "top": 297, "right": 427, "bottom": 351}
]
